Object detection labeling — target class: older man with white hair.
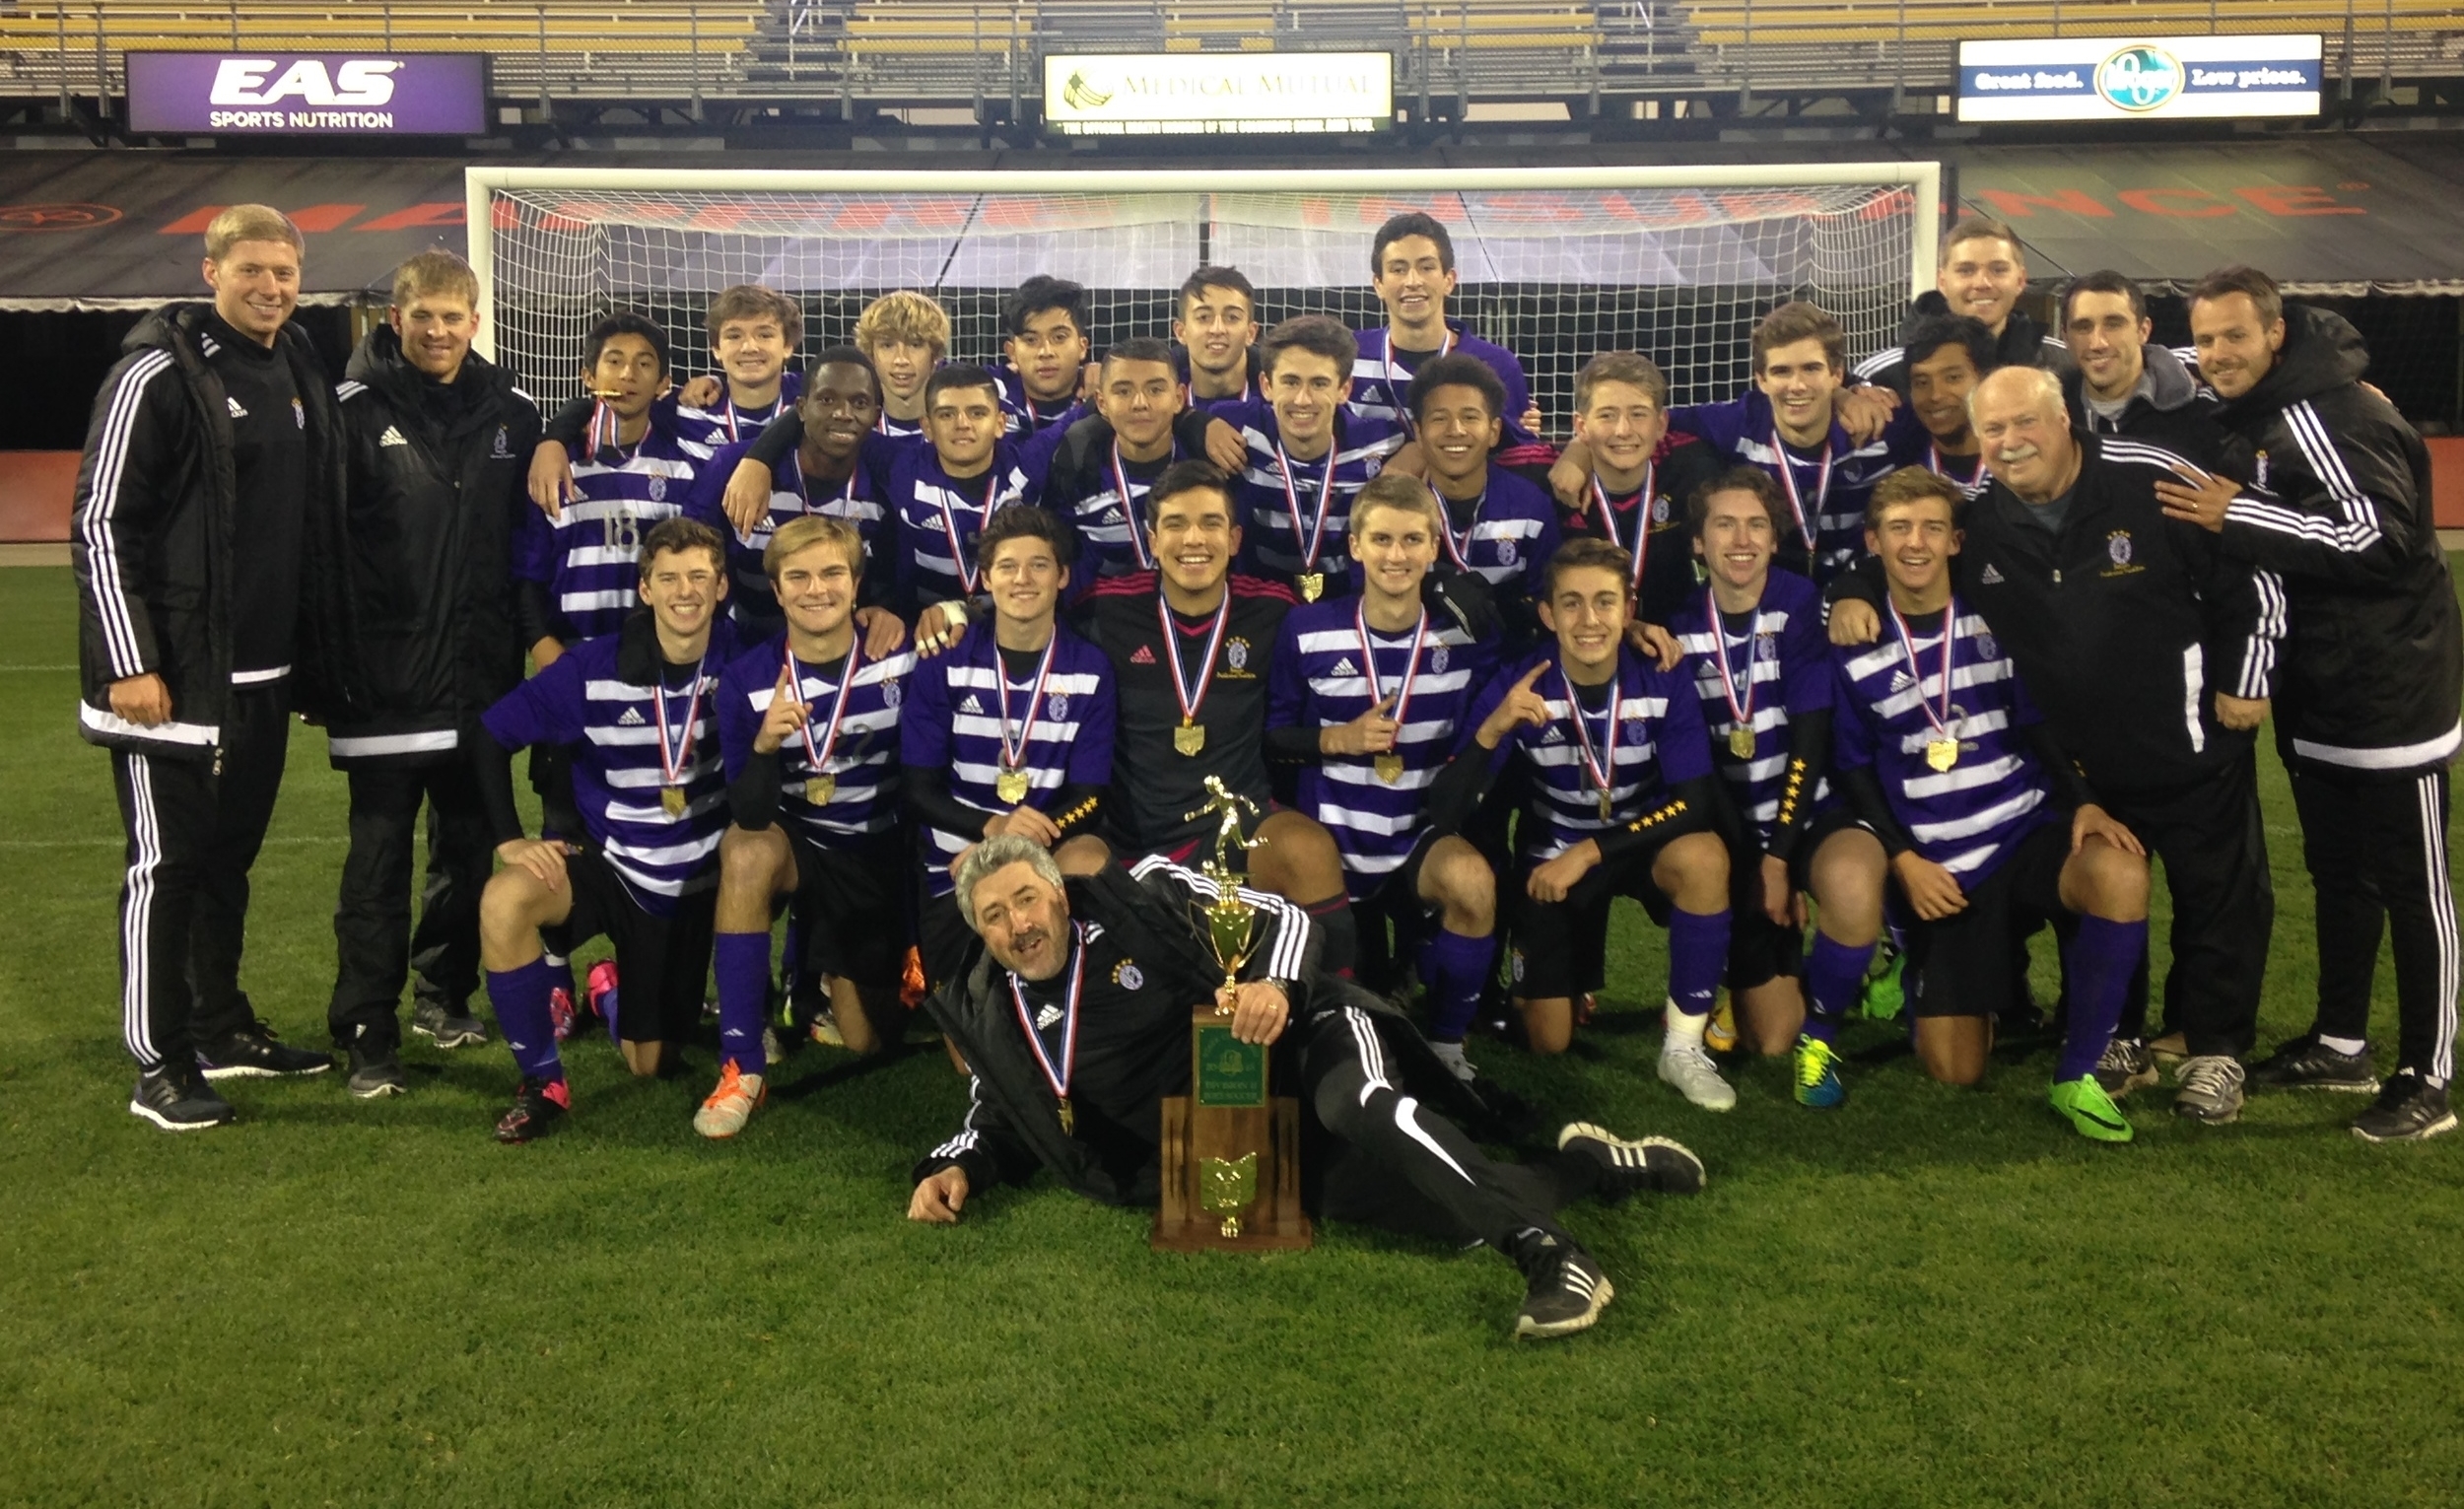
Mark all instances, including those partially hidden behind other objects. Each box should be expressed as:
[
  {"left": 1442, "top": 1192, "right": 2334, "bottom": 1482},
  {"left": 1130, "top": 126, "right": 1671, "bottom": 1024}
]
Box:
[
  {"left": 1829, "top": 365, "right": 2286, "bottom": 1125},
  {"left": 906, "top": 835, "right": 1706, "bottom": 1339}
]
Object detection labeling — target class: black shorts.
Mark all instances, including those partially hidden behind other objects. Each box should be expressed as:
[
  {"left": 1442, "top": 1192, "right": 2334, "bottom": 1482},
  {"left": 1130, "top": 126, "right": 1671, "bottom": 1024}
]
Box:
[
  {"left": 1726, "top": 806, "right": 1878, "bottom": 992},
  {"left": 1507, "top": 828, "right": 1690, "bottom": 1002},
  {"left": 787, "top": 829, "right": 905, "bottom": 990},
  {"left": 1345, "top": 833, "right": 1444, "bottom": 988},
  {"left": 563, "top": 848, "right": 718, "bottom": 1046},
  {"left": 1902, "top": 817, "right": 2071, "bottom": 1019}
]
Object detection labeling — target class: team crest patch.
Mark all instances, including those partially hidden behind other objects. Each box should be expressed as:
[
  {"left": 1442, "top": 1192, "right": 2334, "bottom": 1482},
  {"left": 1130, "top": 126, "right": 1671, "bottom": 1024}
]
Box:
[
  {"left": 1510, "top": 948, "right": 1526, "bottom": 984},
  {"left": 648, "top": 475, "right": 667, "bottom": 503},
  {"left": 1048, "top": 692, "right": 1069, "bottom": 721},
  {"left": 1224, "top": 637, "right": 1252, "bottom": 673},
  {"left": 882, "top": 679, "right": 903, "bottom": 708},
  {"left": 1975, "top": 632, "right": 1999, "bottom": 661},
  {"left": 1496, "top": 538, "right": 1517, "bottom": 567},
  {"left": 1431, "top": 644, "right": 1451, "bottom": 674},
  {"left": 1115, "top": 961, "right": 1144, "bottom": 991},
  {"left": 492, "top": 426, "right": 513, "bottom": 459},
  {"left": 2102, "top": 530, "right": 2144, "bottom": 578},
  {"left": 1651, "top": 495, "right": 1671, "bottom": 523}
]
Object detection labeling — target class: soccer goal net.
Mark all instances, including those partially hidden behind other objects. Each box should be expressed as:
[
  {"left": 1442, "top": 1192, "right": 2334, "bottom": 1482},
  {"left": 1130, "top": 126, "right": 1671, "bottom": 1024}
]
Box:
[{"left": 464, "top": 165, "right": 1939, "bottom": 431}]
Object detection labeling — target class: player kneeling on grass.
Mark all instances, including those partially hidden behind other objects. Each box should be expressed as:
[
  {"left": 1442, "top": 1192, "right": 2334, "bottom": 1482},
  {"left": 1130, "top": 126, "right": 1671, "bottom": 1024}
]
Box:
[
  {"left": 1266, "top": 473, "right": 1503, "bottom": 1082},
  {"left": 1456, "top": 538, "right": 1738, "bottom": 1108},
  {"left": 471, "top": 519, "right": 738, "bottom": 1142},
  {"left": 1668, "top": 468, "right": 1887, "bottom": 1108},
  {"left": 910, "top": 838, "right": 1706, "bottom": 1339},
  {"left": 702, "top": 516, "right": 919, "bottom": 1137},
  {"left": 1832, "top": 470, "right": 2150, "bottom": 1140}
]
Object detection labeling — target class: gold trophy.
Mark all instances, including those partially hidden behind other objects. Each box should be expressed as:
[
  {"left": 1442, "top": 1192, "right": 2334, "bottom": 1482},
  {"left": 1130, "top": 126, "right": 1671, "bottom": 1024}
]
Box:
[{"left": 1151, "top": 778, "right": 1312, "bottom": 1253}]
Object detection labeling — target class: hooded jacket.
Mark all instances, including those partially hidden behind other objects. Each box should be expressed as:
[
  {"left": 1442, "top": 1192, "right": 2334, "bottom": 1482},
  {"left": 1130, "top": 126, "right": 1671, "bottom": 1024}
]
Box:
[
  {"left": 2211, "top": 305, "right": 2462, "bottom": 773},
  {"left": 1851, "top": 291, "right": 2075, "bottom": 395},
  {"left": 71, "top": 303, "right": 359, "bottom": 760},
  {"left": 323, "top": 324, "right": 544, "bottom": 768},
  {"left": 2062, "top": 340, "right": 2251, "bottom": 479}
]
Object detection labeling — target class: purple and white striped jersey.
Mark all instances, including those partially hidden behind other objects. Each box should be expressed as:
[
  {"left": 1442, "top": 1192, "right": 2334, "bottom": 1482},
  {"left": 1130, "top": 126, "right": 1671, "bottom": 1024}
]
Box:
[
  {"left": 887, "top": 440, "right": 1048, "bottom": 608},
  {"left": 900, "top": 625, "right": 1118, "bottom": 896},
  {"left": 1669, "top": 388, "right": 1898, "bottom": 581},
  {"left": 515, "top": 423, "right": 710, "bottom": 642},
  {"left": 689, "top": 433, "right": 900, "bottom": 624},
  {"left": 1406, "top": 466, "right": 1558, "bottom": 606},
  {"left": 672, "top": 369, "right": 802, "bottom": 450},
  {"left": 480, "top": 618, "right": 742, "bottom": 915},
  {"left": 1832, "top": 597, "right": 2056, "bottom": 882},
  {"left": 1668, "top": 569, "right": 1833, "bottom": 848},
  {"left": 1348, "top": 323, "right": 1540, "bottom": 449},
  {"left": 717, "top": 632, "right": 914, "bottom": 850},
  {"left": 1266, "top": 599, "right": 1499, "bottom": 898},
  {"left": 1467, "top": 647, "right": 1714, "bottom": 861},
  {"left": 1221, "top": 399, "right": 1406, "bottom": 592},
  {"left": 991, "top": 366, "right": 1085, "bottom": 437}
]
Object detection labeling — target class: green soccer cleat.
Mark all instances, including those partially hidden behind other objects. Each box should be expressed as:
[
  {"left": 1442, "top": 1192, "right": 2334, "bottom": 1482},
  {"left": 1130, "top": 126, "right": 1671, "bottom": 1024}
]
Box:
[
  {"left": 1793, "top": 1034, "right": 1847, "bottom": 1109},
  {"left": 2049, "top": 1075, "right": 2135, "bottom": 1143},
  {"left": 1860, "top": 948, "right": 1905, "bottom": 1022}
]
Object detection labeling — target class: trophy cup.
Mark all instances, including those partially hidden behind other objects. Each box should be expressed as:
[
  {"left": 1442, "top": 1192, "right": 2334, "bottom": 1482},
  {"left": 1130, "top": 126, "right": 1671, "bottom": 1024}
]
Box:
[{"left": 1151, "top": 779, "right": 1312, "bottom": 1253}]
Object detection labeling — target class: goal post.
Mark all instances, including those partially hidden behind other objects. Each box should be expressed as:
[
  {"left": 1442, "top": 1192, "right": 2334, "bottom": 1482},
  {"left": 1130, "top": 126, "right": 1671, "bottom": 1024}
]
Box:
[{"left": 463, "top": 163, "right": 1941, "bottom": 427}]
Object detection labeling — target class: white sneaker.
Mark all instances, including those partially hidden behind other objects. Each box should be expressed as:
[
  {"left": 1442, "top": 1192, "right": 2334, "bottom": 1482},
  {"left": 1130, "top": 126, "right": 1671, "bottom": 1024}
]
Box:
[
  {"left": 1658, "top": 1044, "right": 1737, "bottom": 1112},
  {"left": 1427, "top": 1039, "right": 1477, "bottom": 1083},
  {"left": 692, "top": 1060, "right": 767, "bottom": 1138}
]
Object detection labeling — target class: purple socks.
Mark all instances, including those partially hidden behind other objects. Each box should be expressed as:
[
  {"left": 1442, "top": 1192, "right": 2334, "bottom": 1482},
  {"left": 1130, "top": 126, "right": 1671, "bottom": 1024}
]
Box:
[
  {"left": 1416, "top": 927, "right": 1496, "bottom": 1043},
  {"left": 1803, "top": 931, "right": 1875, "bottom": 1045},
  {"left": 486, "top": 957, "right": 567, "bottom": 1083},
  {"left": 1666, "top": 907, "right": 1733, "bottom": 1019},
  {"left": 2056, "top": 916, "right": 2149, "bottom": 1082},
  {"left": 714, "top": 931, "right": 773, "bottom": 1077}
]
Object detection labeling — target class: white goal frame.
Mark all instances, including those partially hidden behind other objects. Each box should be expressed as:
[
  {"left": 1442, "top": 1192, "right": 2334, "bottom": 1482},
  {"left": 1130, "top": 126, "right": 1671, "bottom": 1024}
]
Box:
[{"left": 461, "top": 163, "right": 1941, "bottom": 366}]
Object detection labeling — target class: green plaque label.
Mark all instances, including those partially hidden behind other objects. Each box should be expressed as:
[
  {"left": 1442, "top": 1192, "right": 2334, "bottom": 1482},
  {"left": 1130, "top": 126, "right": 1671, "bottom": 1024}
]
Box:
[{"left": 1194, "top": 1024, "right": 1267, "bottom": 1108}]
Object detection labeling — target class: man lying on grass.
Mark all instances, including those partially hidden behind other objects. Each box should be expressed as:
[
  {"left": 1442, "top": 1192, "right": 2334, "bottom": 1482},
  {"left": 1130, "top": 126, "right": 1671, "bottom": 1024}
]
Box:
[{"left": 908, "top": 835, "right": 1705, "bottom": 1339}]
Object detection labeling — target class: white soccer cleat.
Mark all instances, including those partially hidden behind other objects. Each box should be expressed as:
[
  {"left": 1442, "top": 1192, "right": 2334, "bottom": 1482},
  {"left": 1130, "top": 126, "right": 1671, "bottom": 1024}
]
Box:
[
  {"left": 1657, "top": 1043, "right": 1738, "bottom": 1112},
  {"left": 692, "top": 1061, "right": 767, "bottom": 1138}
]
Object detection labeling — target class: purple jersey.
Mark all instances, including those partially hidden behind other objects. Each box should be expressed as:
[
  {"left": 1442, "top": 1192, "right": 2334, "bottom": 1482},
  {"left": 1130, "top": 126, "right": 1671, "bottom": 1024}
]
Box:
[
  {"left": 1267, "top": 598, "right": 1500, "bottom": 898},
  {"left": 1832, "top": 596, "right": 2056, "bottom": 883},
  {"left": 516, "top": 421, "right": 709, "bottom": 642},
  {"left": 673, "top": 369, "right": 802, "bottom": 450},
  {"left": 479, "top": 618, "right": 741, "bottom": 915},
  {"left": 991, "top": 365, "right": 1085, "bottom": 437},
  {"left": 900, "top": 624, "right": 1117, "bottom": 896},
  {"left": 1413, "top": 464, "right": 1558, "bottom": 607},
  {"left": 1222, "top": 399, "right": 1406, "bottom": 592},
  {"left": 1468, "top": 646, "right": 1714, "bottom": 861},
  {"left": 887, "top": 439, "right": 1047, "bottom": 608},
  {"left": 1668, "top": 569, "right": 1833, "bottom": 847},
  {"left": 1881, "top": 406, "right": 1990, "bottom": 496},
  {"left": 1668, "top": 388, "right": 1898, "bottom": 581},
  {"left": 690, "top": 433, "right": 900, "bottom": 627},
  {"left": 717, "top": 632, "right": 914, "bottom": 850},
  {"left": 1349, "top": 322, "right": 1539, "bottom": 449}
]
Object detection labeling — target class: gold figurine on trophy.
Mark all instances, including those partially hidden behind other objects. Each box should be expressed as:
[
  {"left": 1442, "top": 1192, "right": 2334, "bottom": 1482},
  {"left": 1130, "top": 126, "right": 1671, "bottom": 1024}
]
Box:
[{"left": 1184, "top": 776, "right": 1267, "bottom": 1002}]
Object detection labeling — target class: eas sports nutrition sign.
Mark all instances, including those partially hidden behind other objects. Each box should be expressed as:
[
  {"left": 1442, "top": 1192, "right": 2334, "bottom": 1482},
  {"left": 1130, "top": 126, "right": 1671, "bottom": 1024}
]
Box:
[
  {"left": 1957, "top": 35, "right": 2322, "bottom": 123},
  {"left": 127, "top": 53, "right": 488, "bottom": 136}
]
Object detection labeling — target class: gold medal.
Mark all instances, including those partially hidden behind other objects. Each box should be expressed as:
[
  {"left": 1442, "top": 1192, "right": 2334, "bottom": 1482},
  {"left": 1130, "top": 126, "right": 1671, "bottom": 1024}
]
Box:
[
  {"left": 660, "top": 786, "right": 685, "bottom": 817},
  {"left": 995, "top": 768, "right": 1031, "bottom": 805},
  {"left": 1374, "top": 752, "right": 1404, "bottom": 784},
  {"left": 1729, "top": 726, "right": 1756, "bottom": 760},
  {"left": 1058, "top": 1097, "right": 1074, "bottom": 1136},
  {"left": 1175, "top": 720, "right": 1205, "bottom": 756},
  {"left": 1598, "top": 789, "right": 1614, "bottom": 821},
  {"left": 807, "top": 773, "right": 835, "bottom": 805},
  {"left": 1297, "top": 572, "right": 1324, "bottom": 602},
  {"left": 1926, "top": 738, "right": 1959, "bottom": 773}
]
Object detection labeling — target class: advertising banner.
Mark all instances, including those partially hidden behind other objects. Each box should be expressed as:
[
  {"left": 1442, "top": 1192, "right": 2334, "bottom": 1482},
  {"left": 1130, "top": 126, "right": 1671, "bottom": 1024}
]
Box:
[
  {"left": 127, "top": 52, "right": 489, "bottom": 136},
  {"left": 1958, "top": 35, "right": 2321, "bottom": 123},
  {"left": 1044, "top": 52, "right": 1392, "bottom": 135}
]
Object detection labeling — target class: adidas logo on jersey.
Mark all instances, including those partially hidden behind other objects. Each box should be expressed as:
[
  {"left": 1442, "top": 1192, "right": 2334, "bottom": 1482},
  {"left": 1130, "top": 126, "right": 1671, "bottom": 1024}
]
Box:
[
  {"left": 618, "top": 707, "right": 647, "bottom": 726},
  {"left": 378, "top": 425, "right": 409, "bottom": 447},
  {"left": 1129, "top": 645, "right": 1156, "bottom": 665},
  {"left": 226, "top": 396, "right": 248, "bottom": 419},
  {"left": 1889, "top": 670, "right": 1914, "bottom": 692},
  {"left": 959, "top": 695, "right": 984, "bottom": 715},
  {"left": 1034, "top": 1004, "right": 1063, "bottom": 1031},
  {"left": 1978, "top": 564, "right": 2006, "bottom": 584},
  {"left": 1331, "top": 656, "right": 1358, "bottom": 678}
]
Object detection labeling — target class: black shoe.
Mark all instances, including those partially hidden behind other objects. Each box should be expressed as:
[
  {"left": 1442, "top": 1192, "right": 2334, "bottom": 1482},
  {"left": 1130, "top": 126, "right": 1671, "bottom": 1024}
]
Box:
[
  {"left": 2351, "top": 1071, "right": 2458, "bottom": 1143},
  {"left": 194, "top": 1021, "right": 331, "bottom": 1080},
  {"left": 1510, "top": 1230, "right": 1614, "bottom": 1339},
  {"left": 1556, "top": 1121, "right": 1705, "bottom": 1200},
  {"left": 495, "top": 1076, "right": 570, "bottom": 1143},
  {"left": 129, "top": 1063, "right": 236, "bottom": 1132},
  {"left": 2248, "top": 1034, "right": 2381, "bottom": 1094},
  {"left": 411, "top": 999, "right": 488, "bottom": 1050},
  {"left": 346, "top": 1042, "right": 408, "bottom": 1099}
]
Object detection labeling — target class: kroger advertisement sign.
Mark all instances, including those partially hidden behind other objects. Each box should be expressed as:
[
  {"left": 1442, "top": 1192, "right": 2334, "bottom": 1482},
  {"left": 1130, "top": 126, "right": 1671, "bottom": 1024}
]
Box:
[
  {"left": 127, "top": 53, "right": 488, "bottom": 135},
  {"left": 1958, "top": 35, "right": 2322, "bottom": 122}
]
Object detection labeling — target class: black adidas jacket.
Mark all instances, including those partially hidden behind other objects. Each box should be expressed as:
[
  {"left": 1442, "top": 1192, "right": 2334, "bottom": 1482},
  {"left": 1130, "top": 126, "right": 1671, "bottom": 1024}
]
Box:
[
  {"left": 1830, "top": 432, "right": 2282, "bottom": 798},
  {"left": 322, "top": 325, "right": 544, "bottom": 769},
  {"left": 70, "top": 303, "right": 360, "bottom": 761},
  {"left": 1851, "top": 291, "right": 2074, "bottom": 395},
  {"left": 2210, "top": 305, "right": 2463, "bottom": 775},
  {"left": 2062, "top": 341, "right": 2252, "bottom": 480}
]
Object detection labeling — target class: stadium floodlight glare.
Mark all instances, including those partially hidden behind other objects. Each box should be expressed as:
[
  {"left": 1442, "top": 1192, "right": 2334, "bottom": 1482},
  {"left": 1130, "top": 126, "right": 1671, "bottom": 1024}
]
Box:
[{"left": 463, "top": 165, "right": 1940, "bottom": 428}]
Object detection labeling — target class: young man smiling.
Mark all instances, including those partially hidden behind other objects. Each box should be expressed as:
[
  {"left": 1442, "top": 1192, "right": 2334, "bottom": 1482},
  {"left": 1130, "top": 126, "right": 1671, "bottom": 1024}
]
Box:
[
  {"left": 856, "top": 289, "right": 950, "bottom": 441},
  {"left": 995, "top": 275, "right": 1093, "bottom": 436},
  {"left": 2058, "top": 270, "right": 2243, "bottom": 470},
  {"left": 1172, "top": 265, "right": 1266, "bottom": 410},
  {"left": 1550, "top": 352, "right": 1722, "bottom": 631},
  {"left": 1402, "top": 353, "right": 1560, "bottom": 645},
  {"left": 1852, "top": 216, "right": 2072, "bottom": 395},
  {"left": 1346, "top": 212, "right": 1545, "bottom": 450},
  {"left": 1880, "top": 314, "right": 1997, "bottom": 494},
  {"left": 1036, "top": 336, "right": 1249, "bottom": 588},
  {"left": 1226, "top": 315, "right": 1408, "bottom": 600}
]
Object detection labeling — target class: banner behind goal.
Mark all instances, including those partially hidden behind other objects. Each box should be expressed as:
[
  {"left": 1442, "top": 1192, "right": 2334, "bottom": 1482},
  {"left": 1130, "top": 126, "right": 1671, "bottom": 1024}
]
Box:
[{"left": 466, "top": 166, "right": 1938, "bottom": 433}]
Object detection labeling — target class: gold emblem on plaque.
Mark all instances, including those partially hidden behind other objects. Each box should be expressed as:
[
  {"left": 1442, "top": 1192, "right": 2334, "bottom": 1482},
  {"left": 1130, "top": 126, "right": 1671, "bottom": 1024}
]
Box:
[{"left": 1200, "top": 1151, "right": 1259, "bottom": 1239}]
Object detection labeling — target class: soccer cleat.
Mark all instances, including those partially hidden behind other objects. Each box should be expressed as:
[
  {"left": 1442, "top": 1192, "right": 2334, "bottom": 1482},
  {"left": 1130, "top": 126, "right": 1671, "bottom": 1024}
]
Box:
[
  {"left": 1557, "top": 1122, "right": 1704, "bottom": 1198},
  {"left": 194, "top": 1021, "right": 331, "bottom": 1080},
  {"left": 1574, "top": 992, "right": 1599, "bottom": 1027},
  {"left": 1860, "top": 948, "right": 1906, "bottom": 1021},
  {"left": 899, "top": 946, "right": 927, "bottom": 1010},
  {"left": 1703, "top": 998, "right": 1740, "bottom": 1054},
  {"left": 494, "top": 1076, "right": 570, "bottom": 1143},
  {"left": 1511, "top": 1230, "right": 1614, "bottom": 1339},
  {"left": 2049, "top": 1075, "right": 2135, "bottom": 1142},
  {"left": 1657, "top": 1043, "right": 1738, "bottom": 1112},
  {"left": 2172, "top": 1055, "right": 2246, "bottom": 1125},
  {"left": 411, "top": 1000, "right": 488, "bottom": 1050},
  {"left": 809, "top": 1011, "right": 849, "bottom": 1050},
  {"left": 692, "top": 1060, "right": 768, "bottom": 1138},
  {"left": 547, "top": 982, "right": 580, "bottom": 1044},
  {"left": 585, "top": 960, "right": 621, "bottom": 1042},
  {"left": 1426, "top": 1039, "right": 1478, "bottom": 1083},
  {"left": 1793, "top": 1034, "right": 1847, "bottom": 1109},
  {"left": 129, "top": 1063, "right": 236, "bottom": 1132},
  {"left": 345, "top": 1042, "right": 408, "bottom": 1099},
  {"left": 2093, "top": 1037, "right": 2159, "bottom": 1099},
  {"left": 2248, "top": 1035, "right": 2381, "bottom": 1094},
  {"left": 2350, "top": 1071, "right": 2457, "bottom": 1143}
]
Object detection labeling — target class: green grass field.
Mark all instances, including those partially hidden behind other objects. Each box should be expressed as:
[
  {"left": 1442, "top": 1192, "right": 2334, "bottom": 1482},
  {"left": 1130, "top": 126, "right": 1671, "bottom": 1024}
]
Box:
[{"left": 2, "top": 564, "right": 2457, "bottom": 1508}]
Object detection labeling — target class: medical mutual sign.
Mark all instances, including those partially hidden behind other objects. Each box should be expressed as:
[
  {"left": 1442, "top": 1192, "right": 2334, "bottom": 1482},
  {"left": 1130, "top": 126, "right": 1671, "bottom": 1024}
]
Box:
[
  {"left": 127, "top": 53, "right": 489, "bottom": 136},
  {"left": 1044, "top": 52, "right": 1393, "bottom": 134},
  {"left": 1958, "top": 35, "right": 2322, "bottom": 123}
]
